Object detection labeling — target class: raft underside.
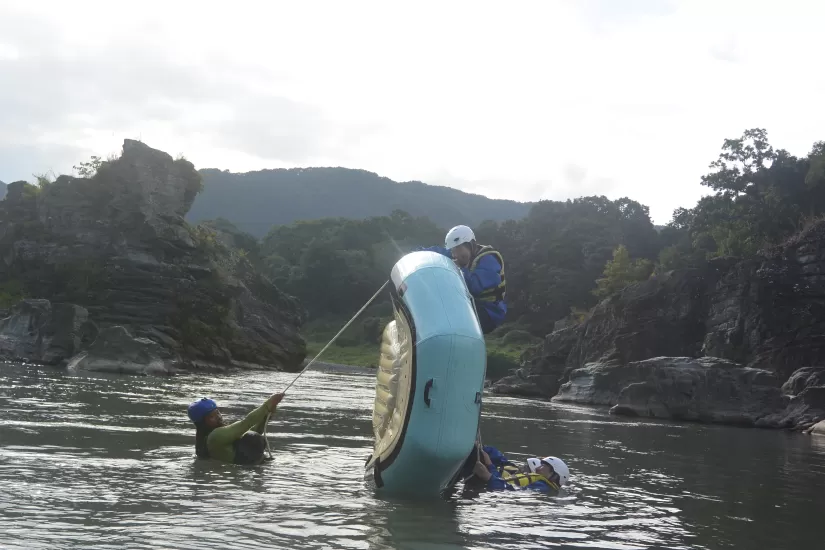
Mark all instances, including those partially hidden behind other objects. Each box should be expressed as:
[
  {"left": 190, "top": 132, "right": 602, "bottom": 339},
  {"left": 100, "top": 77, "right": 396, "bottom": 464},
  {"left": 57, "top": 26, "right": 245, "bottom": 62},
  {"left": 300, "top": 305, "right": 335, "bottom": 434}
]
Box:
[{"left": 366, "top": 252, "right": 486, "bottom": 495}]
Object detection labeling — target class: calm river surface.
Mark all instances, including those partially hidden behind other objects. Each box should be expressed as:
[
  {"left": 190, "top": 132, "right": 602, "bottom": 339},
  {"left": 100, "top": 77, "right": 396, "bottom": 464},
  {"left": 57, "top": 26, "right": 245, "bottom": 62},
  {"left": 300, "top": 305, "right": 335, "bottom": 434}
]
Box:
[{"left": 1, "top": 362, "right": 823, "bottom": 549}]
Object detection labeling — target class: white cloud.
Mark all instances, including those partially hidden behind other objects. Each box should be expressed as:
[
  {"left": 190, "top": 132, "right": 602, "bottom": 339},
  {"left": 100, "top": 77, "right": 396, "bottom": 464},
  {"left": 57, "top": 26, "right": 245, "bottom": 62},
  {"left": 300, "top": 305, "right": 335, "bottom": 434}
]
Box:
[{"left": 1, "top": 0, "right": 823, "bottom": 223}]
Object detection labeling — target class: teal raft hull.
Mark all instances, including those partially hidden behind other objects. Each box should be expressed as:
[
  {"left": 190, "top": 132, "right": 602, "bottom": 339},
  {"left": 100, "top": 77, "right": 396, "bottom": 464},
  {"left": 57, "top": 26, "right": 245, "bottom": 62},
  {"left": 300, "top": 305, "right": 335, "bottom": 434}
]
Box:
[{"left": 364, "top": 251, "right": 487, "bottom": 496}]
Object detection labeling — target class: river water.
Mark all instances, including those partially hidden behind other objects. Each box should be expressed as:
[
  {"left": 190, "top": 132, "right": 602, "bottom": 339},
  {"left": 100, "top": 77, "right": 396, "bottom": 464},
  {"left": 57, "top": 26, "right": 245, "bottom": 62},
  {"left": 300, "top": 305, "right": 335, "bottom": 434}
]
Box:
[{"left": 0, "top": 362, "right": 823, "bottom": 550}]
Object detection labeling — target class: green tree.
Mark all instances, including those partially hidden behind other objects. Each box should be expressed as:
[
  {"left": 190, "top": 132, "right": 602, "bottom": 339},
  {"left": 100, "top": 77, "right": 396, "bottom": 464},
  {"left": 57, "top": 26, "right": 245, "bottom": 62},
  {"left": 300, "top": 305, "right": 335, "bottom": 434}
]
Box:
[
  {"left": 73, "top": 155, "right": 103, "bottom": 178},
  {"left": 593, "top": 245, "right": 653, "bottom": 298},
  {"left": 659, "top": 129, "right": 825, "bottom": 263},
  {"left": 477, "top": 195, "right": 660, "bottom": 332},
  {"left": 260, "top": 210, "right": 443, "bottom": 317}
]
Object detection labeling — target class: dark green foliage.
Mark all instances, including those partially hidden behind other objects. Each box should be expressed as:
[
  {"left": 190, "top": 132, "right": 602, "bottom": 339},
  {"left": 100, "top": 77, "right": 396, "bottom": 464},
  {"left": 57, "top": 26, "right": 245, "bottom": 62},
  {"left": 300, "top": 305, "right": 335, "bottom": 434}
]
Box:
[
  {"left": 501, "top": 329, "right": 536, "bottom": 345},
  {"left": 202, "top": 218, "right": 262, "bottom": 261},
  {"left": 0, "top": 280, "right": 26, "bottom": 308},
  {"left": 485, "top": 352, "right": 520, "bottom": 382},
  {"left": 261, "top": 210, "right": 443, "bottom": 317},
  {"left": 261, "top": 197, "right": 660, "bottom": 334},
  {"left": 362, "top": 316, "right": 385, "bottom": 345},
  {"left": 660, "top": 129, "right": 825, "bottom": 266},
  {"left": 593, "top": 245, "right": 654, "bottom": 298},
  {"left": 189, "top": 167, "right": 533, "bottom": 237},
  {"left": 483, "top": 324, "right": 540, "bottom": 381},
  {"left": 73, "top": 155, "right": 104, "bottom": 178},
  {"left": 477, "top": 196, "right": 660, "bottom": 333}
]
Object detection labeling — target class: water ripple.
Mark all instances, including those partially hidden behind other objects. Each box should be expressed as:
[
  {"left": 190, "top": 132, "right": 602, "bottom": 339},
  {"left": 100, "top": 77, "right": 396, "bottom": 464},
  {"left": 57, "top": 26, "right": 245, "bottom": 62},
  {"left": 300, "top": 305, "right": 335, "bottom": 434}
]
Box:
[{"left": 0, "top": 363, "right": 823, "bottom": 549}]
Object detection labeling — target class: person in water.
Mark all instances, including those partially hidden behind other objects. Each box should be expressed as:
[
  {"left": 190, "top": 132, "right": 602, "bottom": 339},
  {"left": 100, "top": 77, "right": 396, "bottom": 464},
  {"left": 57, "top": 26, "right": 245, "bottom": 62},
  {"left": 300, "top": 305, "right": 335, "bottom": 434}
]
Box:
[
  {"left": 463, "top": 444, "right": 570, "bottom": 492},
  {"left": 419, "top": 224, "right": 506, "bottom": 334},
  {"left": 187, "top": 393, "right": 284, "bottom": 465}
]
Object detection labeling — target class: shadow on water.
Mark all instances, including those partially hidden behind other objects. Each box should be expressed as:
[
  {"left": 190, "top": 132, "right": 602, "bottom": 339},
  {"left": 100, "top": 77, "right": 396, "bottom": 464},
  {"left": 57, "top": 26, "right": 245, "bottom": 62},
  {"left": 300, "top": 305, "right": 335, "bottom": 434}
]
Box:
[{"left": 1, "top": 362, "right": 824, "bottom": 549}]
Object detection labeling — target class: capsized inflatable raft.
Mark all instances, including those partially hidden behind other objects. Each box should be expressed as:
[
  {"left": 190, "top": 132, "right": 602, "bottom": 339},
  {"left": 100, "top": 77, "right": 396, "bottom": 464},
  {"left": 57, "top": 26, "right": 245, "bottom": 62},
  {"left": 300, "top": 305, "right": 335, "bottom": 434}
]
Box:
[{"left": 364, "top": 251, "right": 487, "bottom": 495}]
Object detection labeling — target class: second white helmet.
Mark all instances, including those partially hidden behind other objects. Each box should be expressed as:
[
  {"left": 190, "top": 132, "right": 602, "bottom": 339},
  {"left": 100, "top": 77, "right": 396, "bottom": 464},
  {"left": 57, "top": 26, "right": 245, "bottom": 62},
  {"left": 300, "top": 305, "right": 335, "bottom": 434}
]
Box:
[
  {"left": 542, "top": 456, "right": 570, "bottom": 486},
  {"left": 444, "top": 225, "right": 475, "bottom": 250}
]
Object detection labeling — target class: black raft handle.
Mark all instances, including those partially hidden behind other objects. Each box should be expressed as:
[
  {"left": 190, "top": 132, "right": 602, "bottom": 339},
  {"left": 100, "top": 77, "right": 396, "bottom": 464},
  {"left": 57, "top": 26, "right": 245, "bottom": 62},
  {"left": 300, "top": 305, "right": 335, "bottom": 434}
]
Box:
[{"left": 424, "top": 379, "right": 434, "bottom": 407}]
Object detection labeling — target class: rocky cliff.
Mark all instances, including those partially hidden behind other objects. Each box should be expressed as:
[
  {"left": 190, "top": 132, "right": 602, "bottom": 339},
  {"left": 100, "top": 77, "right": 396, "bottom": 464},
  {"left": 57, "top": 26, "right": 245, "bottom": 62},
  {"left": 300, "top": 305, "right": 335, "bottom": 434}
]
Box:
[
  {"left": 492, "top": 221, "right": 825, "bottom": 430},
  {"left": 0, "top": 140, "right": 306, "bottom": 373}
]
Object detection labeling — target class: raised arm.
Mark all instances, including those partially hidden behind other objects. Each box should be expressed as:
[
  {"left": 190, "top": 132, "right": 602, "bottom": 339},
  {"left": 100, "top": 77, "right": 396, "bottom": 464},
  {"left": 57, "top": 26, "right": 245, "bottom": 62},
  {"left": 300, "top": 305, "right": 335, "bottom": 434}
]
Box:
[{"left": 209, "top": 394, "right": 284, "bottom": 446}]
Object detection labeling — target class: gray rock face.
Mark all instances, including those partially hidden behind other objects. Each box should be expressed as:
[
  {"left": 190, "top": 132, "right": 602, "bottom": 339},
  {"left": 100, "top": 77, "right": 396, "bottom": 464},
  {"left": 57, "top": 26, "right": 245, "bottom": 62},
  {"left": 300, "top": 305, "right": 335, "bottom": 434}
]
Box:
[
  {"left": 490, "top": 369, "right": 560, "bottom": 398},
  {"left": 781, "top": 367, "right": 825, "bottom": 396},
  {"left": 69, "top": 326, "right": 174, "bottom": 375},
  {"left": 0, "top": 140, "right": 306, "bottom": 372},
  {"left": 0, "top": 299, "right": 96, "bottom": 365},
  {"left": 503, "top": 221, "right": 825, "bottom": 430},
  {"left": 490, "top": 326, "right": 578, "bottom": 397},
  {"left": 552, "top": 357, "right": 825, "bottom": 430}
]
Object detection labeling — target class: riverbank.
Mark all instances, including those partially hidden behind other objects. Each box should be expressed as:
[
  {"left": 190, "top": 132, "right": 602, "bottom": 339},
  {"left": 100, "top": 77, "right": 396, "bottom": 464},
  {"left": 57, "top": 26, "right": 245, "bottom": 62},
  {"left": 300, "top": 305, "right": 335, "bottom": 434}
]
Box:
[
  {"left": 304, "top": 319, "right": 536, "bottom": 379},
  {"left": 302, "top": 360, "right": 375, "bottom": 376}
]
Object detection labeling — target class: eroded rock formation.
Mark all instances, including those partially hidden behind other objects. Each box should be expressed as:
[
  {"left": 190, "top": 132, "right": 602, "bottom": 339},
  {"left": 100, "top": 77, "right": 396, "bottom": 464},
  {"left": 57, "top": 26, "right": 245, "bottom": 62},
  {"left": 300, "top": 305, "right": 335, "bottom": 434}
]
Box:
[{"left": 0, "top": 140, "right": 306, "bottom": 373}]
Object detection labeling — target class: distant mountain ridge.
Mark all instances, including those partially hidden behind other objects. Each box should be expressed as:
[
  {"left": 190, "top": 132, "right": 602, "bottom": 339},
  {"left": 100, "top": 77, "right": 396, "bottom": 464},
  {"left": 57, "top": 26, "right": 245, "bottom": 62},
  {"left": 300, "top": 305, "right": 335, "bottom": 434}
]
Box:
[
  {"left": 188, "top": 167, "right": 533, "bottom": 237},
  {"left": 0, "top": 180, "right": 6, "bottom": 200}
]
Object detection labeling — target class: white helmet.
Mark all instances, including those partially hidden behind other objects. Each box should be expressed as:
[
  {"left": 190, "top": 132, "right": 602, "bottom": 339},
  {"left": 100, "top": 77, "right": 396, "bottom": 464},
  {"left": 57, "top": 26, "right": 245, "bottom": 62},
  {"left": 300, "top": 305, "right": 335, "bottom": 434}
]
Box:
[
  {"left": 542, "top": 456, "right": 570, "bottom": 486},
  {"left": 445, "top": 225, "right": 475, "bottom": 250},
  {"left": 526, "top": 458, "right": 543, "bottom": 473}
]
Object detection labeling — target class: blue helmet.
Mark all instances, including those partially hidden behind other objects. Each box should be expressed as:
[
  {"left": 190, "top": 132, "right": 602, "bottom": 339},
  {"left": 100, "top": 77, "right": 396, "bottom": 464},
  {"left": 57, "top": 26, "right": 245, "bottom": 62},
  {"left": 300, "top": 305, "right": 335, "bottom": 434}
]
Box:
[{"left": 188, "top": 398, "right": 218, "bottom": 423}]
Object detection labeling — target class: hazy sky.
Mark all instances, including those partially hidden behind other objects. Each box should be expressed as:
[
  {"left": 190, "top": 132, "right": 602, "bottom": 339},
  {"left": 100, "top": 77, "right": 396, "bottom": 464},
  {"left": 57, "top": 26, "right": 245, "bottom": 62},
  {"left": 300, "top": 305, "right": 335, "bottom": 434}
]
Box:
[{"left": 1, "top": 0, "right": 823, "bottom": 223}]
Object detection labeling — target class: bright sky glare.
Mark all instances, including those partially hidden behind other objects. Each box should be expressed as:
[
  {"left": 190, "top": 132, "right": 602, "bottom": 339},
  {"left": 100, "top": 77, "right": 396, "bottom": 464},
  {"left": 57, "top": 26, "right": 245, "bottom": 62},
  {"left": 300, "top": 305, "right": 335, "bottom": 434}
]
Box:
[{"left": 1, "top": 0, "right": 823, "bottom": 223}]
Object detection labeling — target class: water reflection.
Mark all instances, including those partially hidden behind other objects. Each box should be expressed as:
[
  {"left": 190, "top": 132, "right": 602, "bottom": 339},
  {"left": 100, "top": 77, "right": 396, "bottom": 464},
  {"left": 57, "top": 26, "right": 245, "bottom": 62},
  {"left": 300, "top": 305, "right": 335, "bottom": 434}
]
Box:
[{"left": 0, "top": 363, "right": 823, "bottom": 549}]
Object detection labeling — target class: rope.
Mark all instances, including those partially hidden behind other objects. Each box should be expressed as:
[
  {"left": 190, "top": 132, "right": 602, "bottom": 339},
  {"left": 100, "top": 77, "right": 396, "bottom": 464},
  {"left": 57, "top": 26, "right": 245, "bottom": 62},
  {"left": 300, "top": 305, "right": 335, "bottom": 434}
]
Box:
[{"left": 261, "top": 280, "right": 391, "bottom": 459}]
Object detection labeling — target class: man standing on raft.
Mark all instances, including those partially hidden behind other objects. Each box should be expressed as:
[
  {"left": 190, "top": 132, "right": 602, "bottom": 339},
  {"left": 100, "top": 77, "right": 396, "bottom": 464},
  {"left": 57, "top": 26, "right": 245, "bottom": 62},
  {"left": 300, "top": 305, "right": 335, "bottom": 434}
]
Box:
[
  {"left": 420, "top": 225, "right": 507, "bottom": 334},
  {"left": 187, "top": 393, "right": 285, "bottom": 465}
]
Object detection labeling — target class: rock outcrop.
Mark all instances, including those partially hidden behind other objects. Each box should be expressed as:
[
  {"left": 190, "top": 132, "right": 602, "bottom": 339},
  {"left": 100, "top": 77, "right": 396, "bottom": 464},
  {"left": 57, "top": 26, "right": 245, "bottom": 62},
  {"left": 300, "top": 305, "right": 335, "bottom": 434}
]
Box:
[
  {"left": 551, "top": 357, "right": 825, "bottom": 430},
  {"left": 0, "top": 299, "right": 96, "bottom": 365},
  {"left": 68, "top": 326, "right": 175, "bottom": 375},
  {"left": 490, "top": 326, "right": 578, "bottom": 397},
  {"left": 492, "top": 221, "right": 825, "bottom": 430},
  {"left": 0, "top": 140, "right": 306, "bottom": 372},
  {"left": 807, "top": 419, "right": 825, "bottom": 436}
]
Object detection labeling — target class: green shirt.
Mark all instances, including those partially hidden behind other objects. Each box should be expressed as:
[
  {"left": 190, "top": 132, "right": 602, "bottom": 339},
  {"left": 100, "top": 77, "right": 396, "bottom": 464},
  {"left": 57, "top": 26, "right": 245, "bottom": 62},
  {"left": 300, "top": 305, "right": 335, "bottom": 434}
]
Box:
[{"left": 206, "top": 402, "right": 273, "bottom": 464}]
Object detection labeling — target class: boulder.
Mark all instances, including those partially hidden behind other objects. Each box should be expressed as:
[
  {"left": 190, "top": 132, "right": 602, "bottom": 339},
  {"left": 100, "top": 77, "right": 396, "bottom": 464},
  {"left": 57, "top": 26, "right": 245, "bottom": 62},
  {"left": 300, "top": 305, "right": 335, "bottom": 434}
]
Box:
[
  {"left": 607, "top": 357, "right": 785, "bottom": 426},
  {"left": 491, "top": 326, "right": 578, "bottom": 398},
  {"left": 69, "top": 326, "right": 175, "bottom": 375},
  {"left": 490, "top": 369, "right": 559, "bottom": 398},
  {"left": 759, "top": 367, "right": 825, "bottom": 430},
  {"left": 781, "top": 367, "right": 825, "bottom": 396},
  {"left": 806, "top": 419, "right": 825, "bottom": 435},
  {"left": 552, "top": 357, "right": 825, "bottom": 430},
  {"left": 0, "top": 299, "right": 96, "bottom": 365},
  {"left": 757, "top": 385, "right": 825, "bottom": 430}
]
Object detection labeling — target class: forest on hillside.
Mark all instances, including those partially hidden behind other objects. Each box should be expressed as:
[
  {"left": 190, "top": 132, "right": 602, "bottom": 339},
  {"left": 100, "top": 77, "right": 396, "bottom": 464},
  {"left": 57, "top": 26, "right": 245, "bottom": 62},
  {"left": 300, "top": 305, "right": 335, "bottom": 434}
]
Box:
[
  {"left": 205, "top": 128, "right": 825, "bottom": 343},
  {"left": 189, "top": 167, "right": 533, "bottom": 236}
]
